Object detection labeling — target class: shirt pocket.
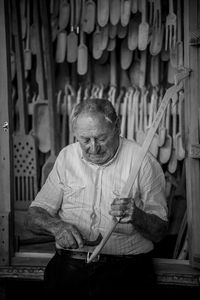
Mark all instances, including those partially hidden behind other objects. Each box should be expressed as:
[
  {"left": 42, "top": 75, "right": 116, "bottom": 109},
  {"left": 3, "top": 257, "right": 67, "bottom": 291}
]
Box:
[{"left": 62, "top": 183, "right": 86, "bottom": 206}]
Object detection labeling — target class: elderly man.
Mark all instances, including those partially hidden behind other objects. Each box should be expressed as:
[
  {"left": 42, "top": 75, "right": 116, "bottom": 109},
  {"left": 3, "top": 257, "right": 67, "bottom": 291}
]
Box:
[{"left": 27, "top": 98, "right": 168, "bottom": 299}]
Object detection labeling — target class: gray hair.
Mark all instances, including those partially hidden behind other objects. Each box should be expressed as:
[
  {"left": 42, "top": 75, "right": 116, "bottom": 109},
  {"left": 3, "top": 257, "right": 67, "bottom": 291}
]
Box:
[{"left": 71, "top": 98, "right": 118, "bottom": 130}]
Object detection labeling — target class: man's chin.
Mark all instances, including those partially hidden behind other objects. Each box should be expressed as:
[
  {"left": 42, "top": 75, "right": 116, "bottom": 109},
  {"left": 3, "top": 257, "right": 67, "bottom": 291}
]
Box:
[{"left": 87, "top": 154, "right": 107, "bottom": 164}]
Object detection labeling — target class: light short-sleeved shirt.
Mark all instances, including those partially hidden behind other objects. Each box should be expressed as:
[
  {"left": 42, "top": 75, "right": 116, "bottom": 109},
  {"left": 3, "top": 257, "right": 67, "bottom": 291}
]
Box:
[{"left": 31, "top": 137, "right": 167, "bottom": 255}]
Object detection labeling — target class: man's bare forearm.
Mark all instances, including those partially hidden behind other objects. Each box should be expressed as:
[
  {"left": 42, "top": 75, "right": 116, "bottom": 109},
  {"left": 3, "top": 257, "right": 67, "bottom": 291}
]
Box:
[
  {"left": 26, "top": 206, "right": 63, "bottom": 236},
  {"left": 132, "top": 204, "right": 168, "bottom": 243}
]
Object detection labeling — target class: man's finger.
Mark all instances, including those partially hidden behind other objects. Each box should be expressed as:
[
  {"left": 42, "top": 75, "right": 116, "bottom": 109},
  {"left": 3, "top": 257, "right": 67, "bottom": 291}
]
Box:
[{"left": 72, "top": 229, "right": 84, "bottom": 248}]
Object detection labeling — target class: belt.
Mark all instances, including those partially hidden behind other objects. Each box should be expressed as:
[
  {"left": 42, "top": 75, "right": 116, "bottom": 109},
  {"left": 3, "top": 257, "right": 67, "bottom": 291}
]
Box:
[{"left": 56, "top": 249, "right": 149, "bottom": 263}]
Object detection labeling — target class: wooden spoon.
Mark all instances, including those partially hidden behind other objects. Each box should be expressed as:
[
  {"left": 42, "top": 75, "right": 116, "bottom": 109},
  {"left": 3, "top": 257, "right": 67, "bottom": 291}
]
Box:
[
  {"left": 58, "top": 0, "right": 70, "bottom": 31},
  {"left": 24, "top": 0, "right": 32, "bottom": 72},
  {"left": 168, "top": 95, "right": 178, "bottom": 173},
  {"left": 107, "top": 37, "right": 116, "bottom": 52},
  {"left": 138, "top": 0, "right": 149, "bottom": 51},
  {"left": 148, "top": 88, "right": 159, "bottom": 158},
  {"left": 136, "top": 88, "right": 146, "bottom": 145},
  {"left": 67, "top": 0, "right": 78, "bottom": 63},
  {"left": 97, "top": 0, "right": 109, "bottom": 27},
  {"left": 117, "top": 23, "right": 127, "bottom": 39},
  {"left": 93, "top": 25, "right": 103, "bottom": 59},
  {"left": 176, "top": 91, "right": 185, "bottom": 160},
  {"left": 120, "top": 38, "right": 133, "bottom": 70},
  {"left": 150, "top": 55, "right": 160, "bottom": 87},
  {"left": 128, "top": 16, "right": 139, "bottom": 51},
  {"left": 121, "top": 0, "right": 131, "bottom": 27},
  {"left": 110, "top": 0, "right": 121, "bottom": 26},
  {"left": 158, "top": 89, "right": 167, "bottom": 147},
  {"left": 158, "top": 100, "right": 172, "bottom": 164},
  {"left": 83, "top": 0, "right": 96, "bottom": 34},
  {"left": 77, "top": 0, "right": 88, "bottom": 75},
  {"left": 121, "top": 91, "right": 129, "bottom": 137},
  {"left": 127, "top": 88, "right": 135, "bottom": 140},
  {"left": 100, "top": 24, "right": 109, "bottom": 51},
  {"left": 129, "top": 50, "right": 140, "bottom": 87},
  {"left": 56, "top": 30, "right": 67, "bottom": 63},
  {"left": 131, "top": 0, "right": 138, "bottom": 13}
]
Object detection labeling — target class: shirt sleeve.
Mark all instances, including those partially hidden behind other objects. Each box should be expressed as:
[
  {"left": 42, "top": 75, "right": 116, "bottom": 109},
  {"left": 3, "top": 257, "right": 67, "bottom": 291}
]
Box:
[
  {"left": 136, "top": 152, "right": 168, "bottom": 221},
  {"left": 30, "top": 149, "right": 66, "bottom": 215}
]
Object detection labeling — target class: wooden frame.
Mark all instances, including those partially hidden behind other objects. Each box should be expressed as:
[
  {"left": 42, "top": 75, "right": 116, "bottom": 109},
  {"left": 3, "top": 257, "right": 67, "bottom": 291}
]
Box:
[{"left": 0, "top": 0, "right": 200, "bottom": 287}]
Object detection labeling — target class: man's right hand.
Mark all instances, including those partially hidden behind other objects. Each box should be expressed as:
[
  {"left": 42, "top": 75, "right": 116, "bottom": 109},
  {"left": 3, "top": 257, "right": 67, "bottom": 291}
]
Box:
[{"left": 54, "top": 222, "right": 84, "bottom": 249}]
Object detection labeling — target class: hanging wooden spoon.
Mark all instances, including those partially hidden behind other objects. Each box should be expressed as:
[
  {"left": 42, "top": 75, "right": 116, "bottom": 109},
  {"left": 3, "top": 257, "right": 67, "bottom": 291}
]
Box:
[
  {"left": 120, "top": 38, "right": 133, "bottom": 70},
  {"left": 56, "top": 30, "right": 67, "bottom": 63},
  {"left": 158, "top": 100, "right": 172, "bottom": 164},
  {"left": 67, "top": 0, "right": 78, "bottom": 63},
  {"left": 158, "top": 89, "right": 167, "bottom": 147},
  {"left": 110, "top": 0, "right": 121, "bottom": 26},
  {"left": 24, "top": 0, "right": 31, "bottom": 72},
  {"left": 121, "top": 0, "right": 131, "bottom": 27},
  {"left": 100, "top": 24, "right": 109, "bottom": 51},
  {"left": 176, "top": 91, "right": 185, "bottom": 160},
  {"left": 136, "top": 88, "right": 146, "bottom": 145},
  {"left": 168, "top": 95, "right": 178, "bottom": 173},
  {"left": 138, "top": 0, "right": 149, "bottom": 51},
  {"left": 93, "top": 24, "right": 103, "bottom": 59},
  {"left": 83, "top": 0, "right": 96, "bottom": 34},
  {"left": 128, "top": 16, "right": 139, "bottom": 51},
  {"left": 148, "top": 88, "right": 159, "bottom": 158},
  {"left": 131, "top": 0, "right": 138, "bottom": 13},
  {"left": 58, "top": 0, "right": 70, "bottom": 31},
  {"left": 117, "top": 23, "right": 127, "bottom": 39},
  {"left": 121, "top": 91, "right": 129, "bottom": 137},
  {"left": 77, "top": 0, "right": 88, "bottom": 75},
  {"left": 150, "top": 0, "right": 163, "bottom": 56},
  {"left": 97, "top": 0, "right": 109, "bottom": 27}
]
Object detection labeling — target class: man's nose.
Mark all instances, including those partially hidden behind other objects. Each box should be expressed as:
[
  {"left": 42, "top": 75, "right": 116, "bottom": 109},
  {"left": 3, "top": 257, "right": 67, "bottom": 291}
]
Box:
[{"left": 89, "top": 138, "right": 99, "bottom": 153}]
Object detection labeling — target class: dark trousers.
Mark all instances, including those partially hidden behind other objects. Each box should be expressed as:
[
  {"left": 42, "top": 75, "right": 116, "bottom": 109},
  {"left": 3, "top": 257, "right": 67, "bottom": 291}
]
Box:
[{"left": 44, "top": 251, "right": 156, "bottom": 299}]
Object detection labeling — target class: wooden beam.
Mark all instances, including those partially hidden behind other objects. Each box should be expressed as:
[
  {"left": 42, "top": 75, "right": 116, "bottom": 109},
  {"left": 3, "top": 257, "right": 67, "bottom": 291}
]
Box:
[
  {"left": 0, "top": 0, "right": 14, "bottom": 265},
  {"left": 184, "top": 0, "right": 200, "bottom": 269}
]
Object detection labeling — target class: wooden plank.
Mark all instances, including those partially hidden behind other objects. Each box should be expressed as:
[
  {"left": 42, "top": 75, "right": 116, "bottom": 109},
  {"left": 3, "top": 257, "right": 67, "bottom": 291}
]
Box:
[
  {"left": 0, "top": 0, "right": 14, "bottom": 265},
  {"left": 184, "top": 0, "right": 200, "bottom": 269}
]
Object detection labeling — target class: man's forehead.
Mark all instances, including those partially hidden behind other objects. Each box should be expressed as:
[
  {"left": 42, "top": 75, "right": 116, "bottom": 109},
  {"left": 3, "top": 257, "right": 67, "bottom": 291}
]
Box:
[{"left": 76, "top": 112, "right": 112, "bottom": 126}]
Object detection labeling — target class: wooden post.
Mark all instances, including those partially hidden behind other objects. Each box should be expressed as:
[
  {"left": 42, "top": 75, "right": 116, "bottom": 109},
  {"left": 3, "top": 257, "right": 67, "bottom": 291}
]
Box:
[
  {"left": 0, "top": 0, "right": 14, "bottom": 265},
  {"left": 184, "top": 0, "right": 200, "bottom": 269}
]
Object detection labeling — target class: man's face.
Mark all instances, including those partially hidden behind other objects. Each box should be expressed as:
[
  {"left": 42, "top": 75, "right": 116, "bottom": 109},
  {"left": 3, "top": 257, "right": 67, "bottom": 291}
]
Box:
[{"left": 73, "top": 112, "right": 120, "bottom": 165}]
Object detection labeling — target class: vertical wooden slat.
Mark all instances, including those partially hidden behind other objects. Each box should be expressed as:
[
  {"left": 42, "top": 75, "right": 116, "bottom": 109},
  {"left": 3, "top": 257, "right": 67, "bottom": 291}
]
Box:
[
  {"left": 184, "top": 0, "right": 200, "bottom": 269},
  {"left": 0, "top": 0, "right": 14, "bottom": 265}
]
